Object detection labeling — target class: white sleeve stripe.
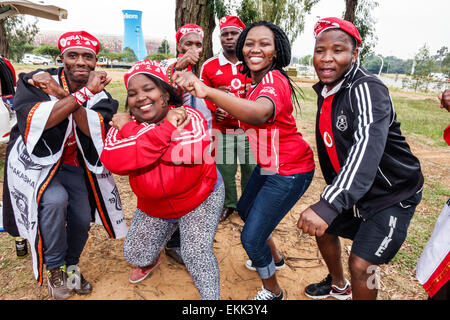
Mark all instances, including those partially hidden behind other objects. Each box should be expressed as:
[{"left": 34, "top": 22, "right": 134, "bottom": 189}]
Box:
[
  {"left": 172, "top": 109, "right": 206, "bottom": 141},
  {"left": 323, "top": 83, "right": 373, "bottom": 203},
  {"left": 103, "top": 124, "right": 156, "bottom": 150}
]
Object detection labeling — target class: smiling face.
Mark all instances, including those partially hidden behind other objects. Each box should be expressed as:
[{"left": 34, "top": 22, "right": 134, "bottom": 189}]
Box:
[
  {"left": 127, "top": 74, "right": 170, "bottom": 124},
  {"left": 61, "top": 48, "right": 97, "bottom": 88},
  {"left": 313, "top": 29, "right": 359, "bottom": 90},
  {"left": 242, "top": 25, "right": 277, "bottom": 83}
]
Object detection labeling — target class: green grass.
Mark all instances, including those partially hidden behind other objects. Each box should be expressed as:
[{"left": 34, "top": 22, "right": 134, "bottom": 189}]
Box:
[
  {"left": 393, "top": 96, "right": 448, "bottom": 147},
  {"left": 295, "top": 86, "right": 448, "bottom": 147},
  {"left": 105, "top": 80, "right": 127, "bottom": 111}
]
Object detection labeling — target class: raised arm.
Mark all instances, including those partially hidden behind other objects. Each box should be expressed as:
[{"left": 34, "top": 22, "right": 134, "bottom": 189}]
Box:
[{"left": 173, "top": 70, "right": 273, "bottom": 125}]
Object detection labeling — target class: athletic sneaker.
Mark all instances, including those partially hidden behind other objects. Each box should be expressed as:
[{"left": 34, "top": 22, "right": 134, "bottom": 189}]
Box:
[
  {"left": 46, "top": 265, "right": 73, "bottom": 300},
  {"left": 252, "top": 286, "right": 286, "bottom": 300},
  {"left": 304, "top": 274, "right": 352, "bottom": 300},
  {"left": 245, "top": 258, "right": 286, "bottom": 271},
  {"left": 129, "top": 254, "right": 162, "bottom": 284}
]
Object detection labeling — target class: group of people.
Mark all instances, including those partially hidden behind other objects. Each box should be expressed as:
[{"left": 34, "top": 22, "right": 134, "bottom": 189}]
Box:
[{"left": 1, "top": 14, "right": 446, "bottom": 301}]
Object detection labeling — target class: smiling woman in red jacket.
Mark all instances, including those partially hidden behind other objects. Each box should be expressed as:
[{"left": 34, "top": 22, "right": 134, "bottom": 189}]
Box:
[{"left": 100, "top": 60, "right": 224, "bottom": 300}]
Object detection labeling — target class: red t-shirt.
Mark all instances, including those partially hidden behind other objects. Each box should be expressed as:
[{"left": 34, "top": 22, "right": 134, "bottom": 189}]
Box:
[
  {"left": 63, "top": 131, "right": 80, "bottom": 167},
  {"left": 242, "top": 70, "right": 315, "bottom": 175},
  {"left": 444, "top": 125, "right": 450, "bottom": 146},
  {"left": 200, "top": 53, "right": 252, "bottom": 133}
]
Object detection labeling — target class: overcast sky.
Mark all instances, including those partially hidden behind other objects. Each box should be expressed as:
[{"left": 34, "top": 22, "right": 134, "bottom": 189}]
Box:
[{"left": 32, "top": 0, "right": 450, "bottom": 60}]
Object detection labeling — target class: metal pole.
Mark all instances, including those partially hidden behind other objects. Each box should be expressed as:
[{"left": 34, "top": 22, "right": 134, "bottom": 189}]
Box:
[{"left": 378, "top": 55, "right": 384, "bottom": 77}]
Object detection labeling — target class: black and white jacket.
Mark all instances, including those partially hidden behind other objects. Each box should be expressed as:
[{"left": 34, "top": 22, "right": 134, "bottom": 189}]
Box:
[
  {"left": 2, "top": 68, "right": 127, "bottom": 284},
  {"left": 310, "top": 61, "right": 424, "bottom": 225}
]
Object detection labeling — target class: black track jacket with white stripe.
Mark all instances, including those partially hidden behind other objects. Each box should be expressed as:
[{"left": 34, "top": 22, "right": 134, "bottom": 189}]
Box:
[{"left": 310, "top": 63, "right": 424, "bottom": 225}]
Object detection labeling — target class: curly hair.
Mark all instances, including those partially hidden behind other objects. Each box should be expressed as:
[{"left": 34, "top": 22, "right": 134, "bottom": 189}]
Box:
[{"left": 236, "top": 20, "right": 303, "bottom": 111}]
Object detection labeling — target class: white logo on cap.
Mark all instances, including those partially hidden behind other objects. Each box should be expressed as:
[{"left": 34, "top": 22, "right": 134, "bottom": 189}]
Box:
[
  {"left": 220, "top": 17, "right": 227, "bottom": 24},
  {"left": 60, "top": 38, "right": 67, "bottom": 47}
]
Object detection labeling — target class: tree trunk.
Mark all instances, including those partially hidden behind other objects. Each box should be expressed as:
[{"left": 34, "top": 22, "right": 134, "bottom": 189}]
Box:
[
  {"left": 344, "top": 0, "right": 358, "bottom": 22},
  {"left": 175, "top": 0, "right": 215, "bottom": 76},
  {"left": 0, "top": 20, "right": 9, "bottom": 58}
]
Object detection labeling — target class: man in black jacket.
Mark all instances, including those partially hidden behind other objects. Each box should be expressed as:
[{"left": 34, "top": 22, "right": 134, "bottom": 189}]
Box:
[{"left": 297, "top": 17, "right": 423, "bottom": 300}]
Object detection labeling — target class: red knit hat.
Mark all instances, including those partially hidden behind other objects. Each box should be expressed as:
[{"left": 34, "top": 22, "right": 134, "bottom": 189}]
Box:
[
  {"left": 124, "top": 60, "right": 169, "bottom": 89},
  {"left": 58, "top": 31, "right": 101, "bottom": 55},
  {"left": 314, "top": 17, "right": 362, "bottom": 46},
  {"left": 176, "top": 24, "right": 204, "bottom": 44},
  {"left": 219, "top": 16, "right": 245, "bottom": 32}
]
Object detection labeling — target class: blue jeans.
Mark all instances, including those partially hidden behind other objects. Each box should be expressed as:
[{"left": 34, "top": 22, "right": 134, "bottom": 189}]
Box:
[
  {"left": 237, "top": 166, "right": 314, "bottom": 279},
  {"left": 38, "top": 164, "right": 92, "bottom": 270}
]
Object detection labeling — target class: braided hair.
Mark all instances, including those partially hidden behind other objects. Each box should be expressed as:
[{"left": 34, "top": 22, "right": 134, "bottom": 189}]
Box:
[{"left": 236, "top": 20, "right": 303, "bottom": 112}]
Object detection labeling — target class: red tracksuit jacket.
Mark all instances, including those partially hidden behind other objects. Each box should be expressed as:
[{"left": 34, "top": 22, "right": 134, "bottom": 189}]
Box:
[{"left": 100, "top": 106, "right": 217, "bottom": 219}]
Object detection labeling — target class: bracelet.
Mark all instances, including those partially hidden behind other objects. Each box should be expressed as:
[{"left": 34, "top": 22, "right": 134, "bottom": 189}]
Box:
[{"left": 71, "top": 87, "right": 94, "bottom": 106}]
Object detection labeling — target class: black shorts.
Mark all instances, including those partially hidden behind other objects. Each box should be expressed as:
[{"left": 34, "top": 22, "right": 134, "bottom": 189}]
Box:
[{"left": 326, "top": 191, "right": 422, "bottom": 265}]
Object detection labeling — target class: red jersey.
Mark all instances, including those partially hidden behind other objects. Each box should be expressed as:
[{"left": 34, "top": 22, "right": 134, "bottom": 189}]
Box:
[
  {"left": 242, "top": 70, "right": 315, "bottom": 175},
  {"left": 62, "top": 130, "right": 80, "bottom": 167},
  {"left": 317, "top": 81, "right": 345, "bottom": 174},
  {"left": 200, "top": 53, "right": 252, "bottom": 133}
]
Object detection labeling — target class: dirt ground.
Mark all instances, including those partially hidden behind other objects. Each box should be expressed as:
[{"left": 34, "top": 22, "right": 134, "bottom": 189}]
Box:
[{"left": 0, "top": 77, "right": 448, "bottom": 300}]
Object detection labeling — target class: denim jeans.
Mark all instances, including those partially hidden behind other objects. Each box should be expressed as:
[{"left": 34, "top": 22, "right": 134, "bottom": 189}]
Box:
[
  {"left": 237, "top": 166, "right": 314, "bottom": 279},
  {"left": 38, "top": 164, "right": 92, "bottom": 270}
]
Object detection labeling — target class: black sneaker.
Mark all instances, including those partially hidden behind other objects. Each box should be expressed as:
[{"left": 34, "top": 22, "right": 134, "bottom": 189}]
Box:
[
  {"left": 305, "top": 274, "right": 352, "bottom": 300},
  {"left": 252, "top": 286, "right": 286, "bottom": 300}
]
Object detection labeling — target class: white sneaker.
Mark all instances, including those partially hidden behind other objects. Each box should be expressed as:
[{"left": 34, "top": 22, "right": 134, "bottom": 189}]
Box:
[
  {"left": 252, "top": 286, "right": 286, "bottom": 300},
  {"left": 245, "top": 258, "right": 286, "bottom": 271}
]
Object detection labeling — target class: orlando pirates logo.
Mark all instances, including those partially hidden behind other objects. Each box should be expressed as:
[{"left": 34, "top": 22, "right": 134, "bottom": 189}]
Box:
[
  {"left": 109, "top": 186, "right": 122, "bottom": 211},
  {"left": 336, "top": 115, "right": 348, "bottom": 132},
  {"left": 17, "top": 143, "right": 41, "bottom": 171},
  {"left": 11, "top": 188, "right": 32, "bottom": 231}
]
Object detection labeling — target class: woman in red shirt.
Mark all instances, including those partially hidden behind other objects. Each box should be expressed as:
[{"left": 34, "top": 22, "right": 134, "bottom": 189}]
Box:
[
  {"left": 100, "top": 60, "right": 224, "bottom": 300},
  {"left": 174, "top": 21, "right": 315, "bottom": 300}
]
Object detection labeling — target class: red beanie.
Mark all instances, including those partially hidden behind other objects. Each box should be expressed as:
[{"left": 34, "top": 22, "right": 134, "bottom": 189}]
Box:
[
  {"left": 176, "top": 24, "right": 204, "bottom": 44},
  {"left": 219, "top": 16, "right": 245, "bottom": 32},
  {"left": 124, "top": 60, "right": 169, "bottom": 89},
  {"left": 58, "top": 31, "right": 101, "bottom": 55}
]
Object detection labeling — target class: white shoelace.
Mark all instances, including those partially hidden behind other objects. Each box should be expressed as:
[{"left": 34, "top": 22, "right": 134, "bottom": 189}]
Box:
[{"left": 252, "top": 286, "right": 277, "bottom": 300}]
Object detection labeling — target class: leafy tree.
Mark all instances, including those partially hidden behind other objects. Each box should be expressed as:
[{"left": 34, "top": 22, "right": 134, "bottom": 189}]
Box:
[
  {"left": 157, "top": 40, "right": 171, "bottom": 54},
  {"left": 1, "top": 15, "right": 39, "bottom": 61},
  {"left": 299, "top": 54, "right": 312, "bottom": 66},
  {"left": 121, "top": 47, "right": 138, "bottom": 63},
  {"left": 342, "top": 0, "right": 379, "bottom": 62},
  {"left": 233, "top": 0, "right": 320, "bottom": 44},
  {"left": 34, "top": 44, "right": 60, "bottom": 65},
  {"left": 146, "top": 53, "right": 175, "bottom": 61},
  {"left": 412, "top": 44, "right": 436, "bottom": 91},
  {"left": 441, "top": 53, "right": 450, "bottom": 78},
  {"left": 236, "top": 0, "right": 259, "bottom": 25}
]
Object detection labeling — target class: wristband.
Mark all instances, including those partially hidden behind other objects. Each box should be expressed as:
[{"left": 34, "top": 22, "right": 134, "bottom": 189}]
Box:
[{"left": 71, "top": 87, "right": 94, "bottom": 106}]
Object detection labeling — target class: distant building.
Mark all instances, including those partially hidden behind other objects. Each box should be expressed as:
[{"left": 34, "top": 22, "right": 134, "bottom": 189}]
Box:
[
  {"left": 122, "top": 10, "right": 146, "bottom": 60},
  {"left": 33, "top": 31, "right": 175, "bottom": 57}
]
